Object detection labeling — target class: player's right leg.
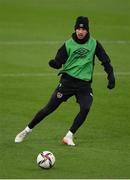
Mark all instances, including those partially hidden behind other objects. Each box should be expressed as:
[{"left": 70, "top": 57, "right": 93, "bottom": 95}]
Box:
[
  {"left": 14, "top": 126, "right": 32, "bottom": 143},
  {"left": 15, "top": 86, "right": 64, "bottom": 143}
]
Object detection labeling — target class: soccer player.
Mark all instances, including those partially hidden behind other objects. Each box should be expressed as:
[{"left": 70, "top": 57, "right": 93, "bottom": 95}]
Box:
[{"left": 15, "top": 16, "right": 115, "bottom": 146}]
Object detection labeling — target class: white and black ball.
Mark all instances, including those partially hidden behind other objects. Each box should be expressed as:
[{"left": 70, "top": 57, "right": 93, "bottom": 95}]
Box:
[{"left": 37, "top": 151, "right": 55, "bottom": 169}]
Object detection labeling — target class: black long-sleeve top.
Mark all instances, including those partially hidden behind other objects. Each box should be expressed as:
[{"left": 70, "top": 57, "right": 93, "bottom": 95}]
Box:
[{"left": 49, "top": 32, "right": 114, "bottom": 84}]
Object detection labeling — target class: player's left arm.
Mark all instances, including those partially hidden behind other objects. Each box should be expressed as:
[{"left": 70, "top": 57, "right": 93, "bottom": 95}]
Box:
[
  {"left": 49, "top": 44, "right": 68, "bottom": 69},
  {"left": 95, "top": 41, "right": 115, "bottom": 89}
]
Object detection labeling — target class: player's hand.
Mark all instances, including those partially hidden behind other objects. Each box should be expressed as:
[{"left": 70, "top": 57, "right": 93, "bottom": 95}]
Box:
[
  {"left": 49, "top": 59, "right": 61, "bottom": 69},
  {"left": 49, "top": 59, "right": 56, "bottom": 67},
  {"left": 107, "top": 73, "right": 115, "bottom": 89}
]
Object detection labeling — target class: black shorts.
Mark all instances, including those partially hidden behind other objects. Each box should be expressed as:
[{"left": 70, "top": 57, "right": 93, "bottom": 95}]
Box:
[{"left": 52, "top": 82, "right": 93, "bottom": 109}]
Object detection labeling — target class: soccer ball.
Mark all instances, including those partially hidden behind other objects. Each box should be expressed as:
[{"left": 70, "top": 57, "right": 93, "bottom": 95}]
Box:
[{"left": 36, "top": 151, "right": 55, "bottom": 169}]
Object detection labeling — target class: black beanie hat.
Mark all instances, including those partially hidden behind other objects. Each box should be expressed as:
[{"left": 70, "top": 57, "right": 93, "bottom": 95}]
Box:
[{"left": 74, "top": 16, "right": 89, "bottom": 31}]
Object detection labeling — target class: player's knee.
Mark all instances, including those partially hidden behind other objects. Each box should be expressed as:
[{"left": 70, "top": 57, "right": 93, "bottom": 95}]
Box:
[{"left": 80, "top": 106, "right": 90, "bottom": 114}]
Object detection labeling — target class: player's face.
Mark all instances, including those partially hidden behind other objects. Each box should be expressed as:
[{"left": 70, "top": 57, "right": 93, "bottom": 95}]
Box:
[{"left": 76, "top": 28, "right": 88, "bottom": 40}]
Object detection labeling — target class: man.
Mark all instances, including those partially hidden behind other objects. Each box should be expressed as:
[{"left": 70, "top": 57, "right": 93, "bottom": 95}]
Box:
[{"left": 15, "top": 16, "right": 115, "bottom": 146}]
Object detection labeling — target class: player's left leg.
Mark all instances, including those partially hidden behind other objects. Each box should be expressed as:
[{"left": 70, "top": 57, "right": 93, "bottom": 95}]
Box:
[{"left": 63, "top": 87, "right": 93, "bottom": 146}]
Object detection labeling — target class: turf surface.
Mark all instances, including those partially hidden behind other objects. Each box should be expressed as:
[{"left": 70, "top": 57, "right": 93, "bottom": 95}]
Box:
[{"left": 0, "top": 0, "right": 130, "bottom": 178}]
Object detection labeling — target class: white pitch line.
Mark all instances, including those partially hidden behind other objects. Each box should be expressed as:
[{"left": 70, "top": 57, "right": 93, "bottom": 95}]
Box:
[
  {"left": 102, "top": 40, "right": 130, "bottom": 44},
  {"left": 0, "top": 72, "right": 130, "bottom": 77},
  {"left": 0, "top": 73, "right": 55, "bottom": 77},
  {"left": 0, "top": 40, "right": 130, "bottom": 45},
  {"left": 0, "top": 40, "right": 62, "bottom": 45}
]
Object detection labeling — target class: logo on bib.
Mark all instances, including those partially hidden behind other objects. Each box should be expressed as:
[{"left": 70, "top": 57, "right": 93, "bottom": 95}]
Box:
[{"left": 73, "top": 48, "right": 89, "bottom": 58}]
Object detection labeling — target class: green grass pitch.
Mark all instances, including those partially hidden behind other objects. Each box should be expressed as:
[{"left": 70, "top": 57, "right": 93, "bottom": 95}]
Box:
[{"left": 0, "top": 0, "right": 130, "bottom": 178}]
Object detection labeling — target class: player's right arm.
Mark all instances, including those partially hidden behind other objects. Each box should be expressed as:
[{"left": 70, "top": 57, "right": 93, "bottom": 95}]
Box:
[{"left": 49, "top": 44, "right": 68, "bottom": 69}]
